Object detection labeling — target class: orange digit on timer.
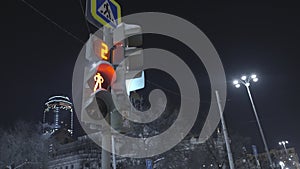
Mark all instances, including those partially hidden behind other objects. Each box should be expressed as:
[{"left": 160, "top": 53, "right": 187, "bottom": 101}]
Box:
[{"left": 100, "top": 42, "right": 109, "bottom": 61}]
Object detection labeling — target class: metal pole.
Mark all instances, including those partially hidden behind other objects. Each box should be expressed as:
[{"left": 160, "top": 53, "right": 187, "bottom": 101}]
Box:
[
  {"left": 101, "top": 113, "right": 112, "bottom": 169},
  {"left": 112, "top": 135, "right": 117, "bottom": 169},
  {"left": 101, "top": 26, "right": 113, "bottom": 169},
  {"left": 282, "top": 142, "right": 288, "bottom": 155},
  {"left": 245, "top": 86, "right": 274, "bottom": 169},
  {"left": 215, "top": 90, "right": 235, "bottom": 169},
  {"left": 279, "top": 141, "right": 289, "bottom": 156},
  {"left": 254, "top": 156, "right": 261, "bottom": 169}
]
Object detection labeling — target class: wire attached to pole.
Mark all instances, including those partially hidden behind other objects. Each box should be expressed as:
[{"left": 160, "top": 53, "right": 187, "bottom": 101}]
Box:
[
  {"left": 78, "top": 0, "right": 92, "bottom": 35},
  {"left": 20, "top": 0, "right": 85, "bottom": 44}
]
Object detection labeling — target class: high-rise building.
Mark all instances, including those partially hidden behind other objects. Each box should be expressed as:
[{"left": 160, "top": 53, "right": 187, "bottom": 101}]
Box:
[{"left": 43, "top": 95, "right": 74, "bottom": 136}]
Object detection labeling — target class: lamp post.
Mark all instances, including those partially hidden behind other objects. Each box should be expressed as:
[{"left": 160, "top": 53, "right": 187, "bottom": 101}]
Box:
[
  {"left": 279, "top": 141, "right": 289, "bottom": 155},
  {"left": 233, "top": 74, "right": 274, "bottom": 169},
  {"left": 279, "top": 161, "right": 285, "bottom": 169},
  {"left": 215, "top": 90, "right": 235, "bottom": 169}
]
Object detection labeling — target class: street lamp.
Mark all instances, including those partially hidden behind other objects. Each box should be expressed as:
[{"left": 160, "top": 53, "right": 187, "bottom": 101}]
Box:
[
  {"left": 279, "top": 161, "right": 285, "bottom": 169},
  {"left": 233, "top": 74, "right": 274, "bottom": 169},
  {"left": 279, "top": 141, "right": 289, "bottom": 155}
]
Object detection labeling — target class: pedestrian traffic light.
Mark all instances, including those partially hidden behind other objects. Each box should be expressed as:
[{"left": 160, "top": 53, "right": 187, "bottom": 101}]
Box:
[
  {"left": 81, "top": 62, "right": 116, "bottom": 125},
  {"left": 93, "top": 39, "right": 110, "bottom": 61},
  {"left": 87, "top": 62, "right": 116, "bottom": 92},
  {"left": 86, "top": 34, "right": 110, "bottom": 62},
  {"left": 81, "top": 35, "right": 116, "bottom": 126},
  {"left": 112, "top": 23, "right": 144, "bottom": 95}
]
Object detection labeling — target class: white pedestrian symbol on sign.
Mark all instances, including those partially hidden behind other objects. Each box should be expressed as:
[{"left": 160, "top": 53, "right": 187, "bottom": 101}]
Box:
[{"left": 98, "top": 0, "right": 116, "bottom": 25}]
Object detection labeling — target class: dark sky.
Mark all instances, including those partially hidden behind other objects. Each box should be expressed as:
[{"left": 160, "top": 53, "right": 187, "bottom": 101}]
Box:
[{"left": 7, "top": 0, "right": 300, "bottom": 155}]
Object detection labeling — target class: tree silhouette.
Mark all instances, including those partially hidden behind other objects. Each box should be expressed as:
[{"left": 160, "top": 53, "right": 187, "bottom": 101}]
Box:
[{"left": 0, "top": 121, "right": 49, "bottom": 168}]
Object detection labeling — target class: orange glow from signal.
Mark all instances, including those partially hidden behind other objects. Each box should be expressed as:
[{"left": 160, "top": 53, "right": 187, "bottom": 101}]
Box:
[
  {"left": 100, "top": 42, "right": 109, "bottom": 61},
  {"left": 91, "top": 63, "right": 116, "bottom": 92},
  {"left": 97, "top": 64, "right": 116, "bottom": 83}
]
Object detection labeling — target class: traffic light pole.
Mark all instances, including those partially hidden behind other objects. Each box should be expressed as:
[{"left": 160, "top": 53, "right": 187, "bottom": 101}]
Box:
[
  {"left": 101, "top": 26, "right": 113, "bottom": 169},
  {"left": 99, "top": 22, "right": 143, "bottom": 169},
  {"left": 101, "top": 120, "right": 112, "bottom": 169},
  {"left": 101, "top": 26, "right": 124, "bottom": 169}
]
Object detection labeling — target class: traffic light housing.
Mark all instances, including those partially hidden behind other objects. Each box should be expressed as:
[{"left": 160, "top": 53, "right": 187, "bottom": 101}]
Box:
[
  {"left": 81, "top": 23, "right": 144, "bottom": 129},
  {"left": 113, "top": 23, "right": 145, "bottom": 95},
  {"left": 81, "top": 35, "right": 116, "bottom": 126}
]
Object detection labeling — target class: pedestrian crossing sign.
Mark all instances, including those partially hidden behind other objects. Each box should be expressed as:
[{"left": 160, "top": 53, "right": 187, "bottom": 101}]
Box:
[{"left": 88, "top": 0, "right": 121, "bottom": 28}]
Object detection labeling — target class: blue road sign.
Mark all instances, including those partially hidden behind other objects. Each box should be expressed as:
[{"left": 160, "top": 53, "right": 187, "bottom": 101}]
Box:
[
  {"left": 86, "top": 0, "right": 121, "bottom": 28},
  {"left": 146, "top": 159, "right": 153, "bottom": 169},
  {"left": 252, "top": 145, "right": 258, "bottom": 156}
]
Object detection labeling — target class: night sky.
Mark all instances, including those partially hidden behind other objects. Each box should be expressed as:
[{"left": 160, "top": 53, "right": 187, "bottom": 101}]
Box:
[{"left": 8, "top": 0, "right": 300, "bottom": 155}]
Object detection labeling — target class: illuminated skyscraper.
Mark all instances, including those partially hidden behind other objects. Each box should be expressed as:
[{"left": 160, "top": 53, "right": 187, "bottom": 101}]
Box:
[{"left": 43, "top": 95, "right": 74, "bottom": 135}]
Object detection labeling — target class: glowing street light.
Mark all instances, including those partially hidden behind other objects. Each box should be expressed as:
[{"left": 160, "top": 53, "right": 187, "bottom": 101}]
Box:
[
  {"left": 279, "top": 140, "right": 289, "bottom": 155},
  {"left": 279, "top": 161, "right": 285, "bottom": 169},
  {"left": 233, "top": 74, "right": 274, "bottom": 169},
  {"left": 241, "top": 75, "right": 247, "bottom": 81},
  {"left": 233, "top": 74, "right": 259, "bottom": 88},
  {"left": 251, "top": 74, "right": 257, "bottom": 79}
]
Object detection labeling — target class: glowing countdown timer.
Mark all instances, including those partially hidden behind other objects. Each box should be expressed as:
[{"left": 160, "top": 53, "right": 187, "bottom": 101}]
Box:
[{"left": 93, "top": 39, "right": 110, "bottom": 61}]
